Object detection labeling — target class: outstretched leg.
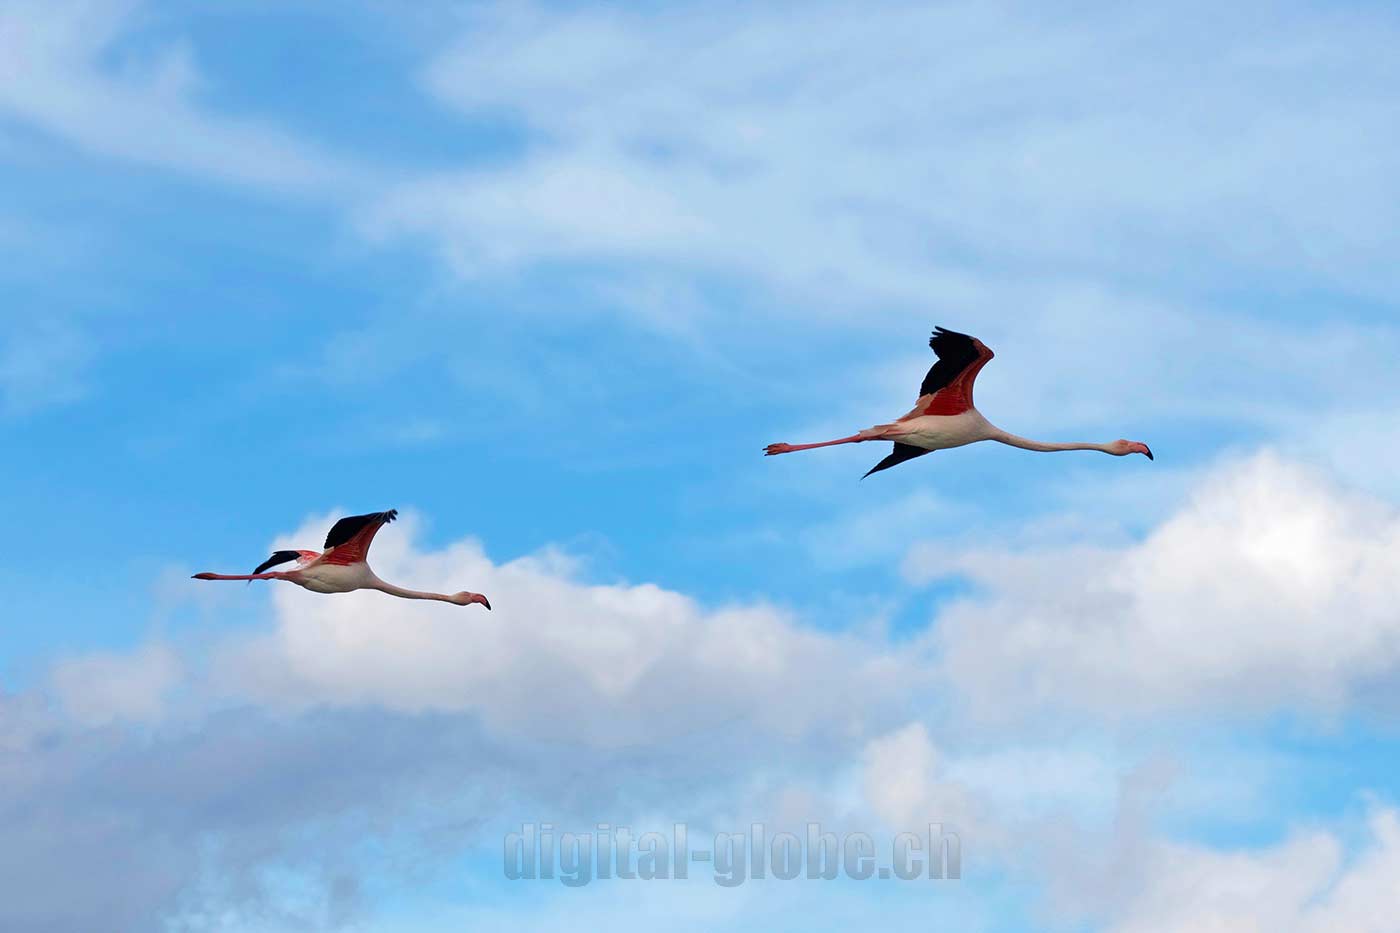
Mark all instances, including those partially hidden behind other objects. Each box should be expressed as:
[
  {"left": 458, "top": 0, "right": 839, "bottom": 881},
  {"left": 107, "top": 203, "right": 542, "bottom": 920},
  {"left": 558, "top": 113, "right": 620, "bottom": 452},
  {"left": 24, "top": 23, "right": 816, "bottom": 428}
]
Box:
[
  {"left": 765, "top": 435, "right": 864, "bottom": 456},
  {"left": 765, "top": 425, "right": 897, "bottom": 456}
]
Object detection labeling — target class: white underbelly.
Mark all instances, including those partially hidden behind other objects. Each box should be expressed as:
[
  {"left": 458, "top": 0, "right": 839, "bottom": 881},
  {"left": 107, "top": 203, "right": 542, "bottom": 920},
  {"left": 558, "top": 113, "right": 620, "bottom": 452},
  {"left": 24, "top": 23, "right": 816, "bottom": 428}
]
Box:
[
  {"left": 888, "top": 410, "right": 991, "bottom": 451},
  {"left": 294, "top": 562, "right": 375, "bottom": 594}
]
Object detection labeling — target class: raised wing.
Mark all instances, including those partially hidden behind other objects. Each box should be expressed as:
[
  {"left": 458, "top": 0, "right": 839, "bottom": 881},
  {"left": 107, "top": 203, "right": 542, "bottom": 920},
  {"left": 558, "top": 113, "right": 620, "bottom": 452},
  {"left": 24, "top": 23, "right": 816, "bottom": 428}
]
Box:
[
  {"left": 321, "top": 509, "right": 398, "bottom": 566},
  {"left": 901, "top": 327, "right": 994, "bottom": 418}
]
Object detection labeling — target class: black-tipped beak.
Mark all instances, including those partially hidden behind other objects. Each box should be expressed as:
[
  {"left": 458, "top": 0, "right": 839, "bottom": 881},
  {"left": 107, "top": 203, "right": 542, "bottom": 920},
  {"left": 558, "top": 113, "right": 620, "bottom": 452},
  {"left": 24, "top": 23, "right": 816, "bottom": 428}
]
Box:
[{"left": 1145, "top": 447, "right": 1154, "bottom": 461}]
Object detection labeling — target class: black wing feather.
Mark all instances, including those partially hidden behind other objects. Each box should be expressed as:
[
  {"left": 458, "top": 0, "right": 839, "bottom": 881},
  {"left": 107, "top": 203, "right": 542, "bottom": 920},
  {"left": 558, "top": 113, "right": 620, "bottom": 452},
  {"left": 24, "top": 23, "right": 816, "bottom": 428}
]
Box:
[
  {"left": 324, "top": 510, "right": 398, "bottom": 550},
  {"left": 253, "top": 550, "right": 305, "bottom": 575},
  {"left": 863, "top": 443, "right": 933, "bottom": 479},
  {"left": 919, "top": 326, "right": 981, "bottom": 397}
]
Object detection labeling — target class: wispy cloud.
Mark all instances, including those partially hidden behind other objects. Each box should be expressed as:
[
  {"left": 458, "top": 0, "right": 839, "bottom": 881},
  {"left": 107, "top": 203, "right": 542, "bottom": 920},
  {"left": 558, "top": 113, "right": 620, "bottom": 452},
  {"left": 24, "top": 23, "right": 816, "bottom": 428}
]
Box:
[
  {"left": 0, "top": 315, "right": 94, "bottom": 415},
  {"left": 0, "top": 0, "right": 366, "bottom": 194},
  {"left": 369, "top": 1, "right": 1400, "bottom": 306}
]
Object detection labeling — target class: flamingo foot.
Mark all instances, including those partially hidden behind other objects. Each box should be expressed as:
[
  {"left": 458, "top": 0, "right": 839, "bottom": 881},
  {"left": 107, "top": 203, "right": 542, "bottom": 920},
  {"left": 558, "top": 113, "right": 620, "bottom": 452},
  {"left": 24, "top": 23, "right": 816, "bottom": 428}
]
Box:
[{"left": 765, "top": 443, "right": 797, "bottom": 456}]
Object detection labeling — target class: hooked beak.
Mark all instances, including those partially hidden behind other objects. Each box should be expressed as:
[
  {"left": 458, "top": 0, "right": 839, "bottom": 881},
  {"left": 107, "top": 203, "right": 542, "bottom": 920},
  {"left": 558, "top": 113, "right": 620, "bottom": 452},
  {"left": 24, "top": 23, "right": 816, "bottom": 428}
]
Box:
[
  {"left": 1143, "top": 445, "right": 1154, "bottom": 461},
  {"left": 475, "top": 594, "right": 492, "bottom": 610}
]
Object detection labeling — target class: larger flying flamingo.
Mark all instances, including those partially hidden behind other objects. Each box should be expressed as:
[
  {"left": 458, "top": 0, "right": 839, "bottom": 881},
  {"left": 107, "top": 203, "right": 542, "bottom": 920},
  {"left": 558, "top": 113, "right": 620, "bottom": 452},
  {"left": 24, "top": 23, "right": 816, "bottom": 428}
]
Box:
[
  {"left": 193, "top": 509, "right": 491, "bottom": 608},
  {"left": 765, "top": 327, "right": 1153, "bottom": 477}
]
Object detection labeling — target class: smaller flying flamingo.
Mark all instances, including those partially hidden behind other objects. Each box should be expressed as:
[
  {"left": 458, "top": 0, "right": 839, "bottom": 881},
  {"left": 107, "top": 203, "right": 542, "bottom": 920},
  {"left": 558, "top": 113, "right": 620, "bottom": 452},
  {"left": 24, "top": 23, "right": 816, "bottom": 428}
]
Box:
[
  {"left": 193, "top": 510, "right": 491, "bottom": 609},
  {"left": 765, "top": 327, "right": 1153, "bottom": 477}
]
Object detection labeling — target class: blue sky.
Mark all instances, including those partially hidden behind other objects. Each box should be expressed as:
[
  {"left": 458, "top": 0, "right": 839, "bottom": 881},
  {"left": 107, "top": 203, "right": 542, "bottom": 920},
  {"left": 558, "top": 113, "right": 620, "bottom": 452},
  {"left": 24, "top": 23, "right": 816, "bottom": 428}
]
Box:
[{"left": 4, "top": 0, "right": 1400, "bottom": 930}]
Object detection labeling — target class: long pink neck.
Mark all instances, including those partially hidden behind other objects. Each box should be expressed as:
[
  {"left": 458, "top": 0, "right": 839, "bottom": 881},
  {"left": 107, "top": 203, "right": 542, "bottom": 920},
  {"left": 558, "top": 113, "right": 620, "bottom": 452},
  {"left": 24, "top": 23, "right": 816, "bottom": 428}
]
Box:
[
  {"left": 371, "top": 579, "right": 456, "bottom": 603},
  {"left": 991, "top": 430, "right": 1114, "bottom": 454}
]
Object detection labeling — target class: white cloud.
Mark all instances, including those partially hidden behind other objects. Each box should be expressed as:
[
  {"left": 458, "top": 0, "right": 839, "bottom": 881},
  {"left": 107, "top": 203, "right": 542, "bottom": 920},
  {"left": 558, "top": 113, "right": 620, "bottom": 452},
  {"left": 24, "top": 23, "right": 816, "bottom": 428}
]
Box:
[
  {"left": 370, "top": 1, "right": 1400, "bottom": 305},
  {"left": 48, "top": 642, "right": 181, "bottom": 726},
  {"left": 909, "top": 451, "right": 1400, "bottom": 721},
  {"left": 1108, "top": 806, "right": 1400, "bottom": 933},
  {"left": 5, "top": 0, "right": 1396, "bottom": 455},
  {"left": 355, "top": 0, "right": 1400, "bottom": 468},
  {"left": 854, "top": 720, "right": 1400, "bottom": 932},
  {"left": 0, "top": 694, "right": 519, "bottom": 932},
  {"left": 0, "top": 511, "right": 935, "bottom": 930},
  {"left": 0, "top": 0, "right": 363, "bottom": 194},
  {"left": 2, "top": 1, "right": 1399, "bottom": 927},
  {"left": 215, "top": 511, "right": 924, "bottom": 748},
  {"left": 9, "top": 490, "right": 1400, "bottom": 929},
  {"left": 861, "top": 722, "right": 981, "bottom": 840}
]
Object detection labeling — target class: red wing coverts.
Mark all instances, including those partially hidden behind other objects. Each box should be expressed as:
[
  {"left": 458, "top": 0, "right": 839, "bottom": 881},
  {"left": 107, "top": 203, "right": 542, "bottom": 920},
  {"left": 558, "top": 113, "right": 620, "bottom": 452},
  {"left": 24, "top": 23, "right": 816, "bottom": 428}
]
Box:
[
  {"left": 321, "top": 509, "right": 398, "bottom": 565},
  {"left": 914, "top": 326, "right": 994, "bottom": 417},
  {"left": 867, "top": 327, "right": 994, "bottom": 478}
]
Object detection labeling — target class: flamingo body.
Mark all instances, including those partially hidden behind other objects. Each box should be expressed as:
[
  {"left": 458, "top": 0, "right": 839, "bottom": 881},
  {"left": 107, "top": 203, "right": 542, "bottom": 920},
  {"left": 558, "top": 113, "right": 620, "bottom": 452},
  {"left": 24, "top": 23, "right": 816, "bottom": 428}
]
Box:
[
  {"left": 765, "top": 327, "right": 1152, "bottom": 476},
  {"left": 883, "top": 410, "right": 994, "bottom": 452},
  {"left": 290, "top": 560, "right": 377, "bottom": 594},
  {"left": 193, "top": 509, "right": 490, "bottom": 609}
]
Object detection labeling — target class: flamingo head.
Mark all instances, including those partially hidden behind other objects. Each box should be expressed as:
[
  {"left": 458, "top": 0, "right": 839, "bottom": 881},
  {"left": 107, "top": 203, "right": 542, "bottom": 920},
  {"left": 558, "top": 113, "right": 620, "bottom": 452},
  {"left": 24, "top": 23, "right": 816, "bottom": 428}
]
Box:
[
  {"left": 451, "top": 591, "right": 492, "bottom": 609},
  {"left": 1110, "top": 439, "right": 1154, "bottom": 460}
]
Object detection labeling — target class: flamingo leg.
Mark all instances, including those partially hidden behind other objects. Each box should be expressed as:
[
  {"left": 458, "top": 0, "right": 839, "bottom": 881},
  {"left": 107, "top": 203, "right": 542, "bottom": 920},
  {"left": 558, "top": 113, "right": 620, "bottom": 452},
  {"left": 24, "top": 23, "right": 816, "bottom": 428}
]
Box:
[{"left": 764, "top": 433, "right": 868, "bottom": 456}]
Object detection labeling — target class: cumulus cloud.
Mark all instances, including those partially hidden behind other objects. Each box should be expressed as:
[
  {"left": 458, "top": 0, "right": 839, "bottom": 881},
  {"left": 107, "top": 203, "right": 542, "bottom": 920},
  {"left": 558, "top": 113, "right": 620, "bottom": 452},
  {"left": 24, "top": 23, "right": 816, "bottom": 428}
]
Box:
[
  {"left": 861, "top": 722, "right": 981, "bottom": 840},
  {"left": 854, "top": 720, "right": 1400, "bottom": 933},
  {"left": 0, "top": 511, "right": 929, "bottom": 930},
  {"left": 48, "top": 642, "right": 181, "bottom": 726},
  {"left": 0, "top": 694, "right": 520, "bottom": 932},
  {"left": 214, "top": 511, "right": 923, "bottom": 747},
  {"left": 1107, "top": 806, "right": 1400, "bottom": 933},
  {"left": 3, "top": 2, "right": 1399, "bottom": 929},
  {"left": 908, "top": 452, "right": 1400, "bottom": 720},
  {"left": 8, "top": 479, "right": 1400, "bottom": 929}
]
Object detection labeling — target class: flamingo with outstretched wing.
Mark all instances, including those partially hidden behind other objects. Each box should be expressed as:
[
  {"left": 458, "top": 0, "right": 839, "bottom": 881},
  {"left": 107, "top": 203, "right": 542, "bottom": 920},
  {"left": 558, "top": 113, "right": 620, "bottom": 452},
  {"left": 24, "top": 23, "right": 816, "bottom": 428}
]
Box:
[
  {"left": 765, "top": 327, "right": 1152, "bottom": 477},
  {"left": 193, "top": 510, "right": 490, "bottom": 609}
]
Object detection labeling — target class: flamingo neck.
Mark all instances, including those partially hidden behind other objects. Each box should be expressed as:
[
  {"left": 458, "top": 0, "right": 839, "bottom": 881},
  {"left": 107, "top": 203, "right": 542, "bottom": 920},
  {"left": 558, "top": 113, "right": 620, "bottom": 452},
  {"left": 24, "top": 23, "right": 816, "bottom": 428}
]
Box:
[
  {"left": 370, "top": 579, "right": 455, "bottom": 602},
  {"left": 990, "top": 429, "right": 1114, "bottom": 454}
]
